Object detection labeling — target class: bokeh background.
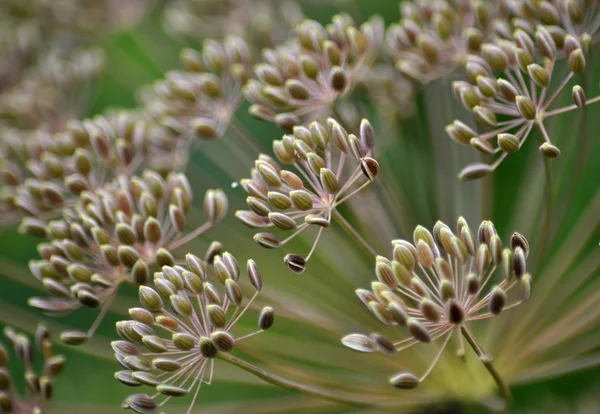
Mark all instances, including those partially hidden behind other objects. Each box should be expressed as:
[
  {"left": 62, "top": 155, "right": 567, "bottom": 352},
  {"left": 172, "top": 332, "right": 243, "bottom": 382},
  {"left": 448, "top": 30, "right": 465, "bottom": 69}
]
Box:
[{"left": 1, "top": 1, "right": 599, "bottom": 413}]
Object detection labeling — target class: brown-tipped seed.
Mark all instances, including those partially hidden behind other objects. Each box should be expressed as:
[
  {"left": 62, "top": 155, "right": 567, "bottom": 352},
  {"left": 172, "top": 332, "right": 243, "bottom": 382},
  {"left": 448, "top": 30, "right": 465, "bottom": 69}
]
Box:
[
  {"left": 389, "top": 302, "right": 409, "bottom": 326},
  {"left": 539, "top": 142, "right": 561, "bottom": 158},
  {"left": 115, "top": 370, "right": 142, "bottom": 387},
  {"left": 466, "top": 273, "right": 479, "bottom": 295},
  {"left": 152, "top": 358, "right": 181, "bottom": 372},
  {"left": 476, "top": 244, "right": 491, "bottom": 275},
  {"left": 329, "top": 66, "right": 348, "bottom": 91},
  {"left": 170, "top": 295, "right": 193, "bottom": 316},
  {"left": 112, "top": 341, "right": 141, "bottom": 357},
  {"left": 59, "top": 330, "right": 88, "bottom": 346},
  {"left": 439, "top": 280, "right": 456, "bottom": 302},
  {"left": 458, "top": 163, "right": 493, "bottom": 181},
  {"left": 207, "top": 305, "right": 226, "bottom": 328},
  {"left": 319, "top": 168, "right": 338, "bottom": 194},
  {"left": 510, "top": 232, "right": 529, "bottom": 257},
  {"left": 225, "top": 280, "right": 243, "bottom": 306},
  {"left": 284, "top": 254, "right": 306, "bottom": 274},
  {"left": 118, "top": 246, "right": 140, "bottom": 268},
  {"left": 371, "top": 333, "right": 396, "bottom": 354},
  {"left": 520, "top": 273, "right": 532, "bottom": 302},
  {"left": 172, "top": 333, "right": 196, "bottom": 351},
  {"left": 268, "top": 212, "right": 297, "bottom": 231},
  {"left": 185, "top": 253, "right": 206, "bottom": 280},
  {"left": 360, "top": 157, "right": 379, "bottom": 181},
  {"left": 470, "top": 137, "right": 495, "bottom": 155},
  {"left": 568, "top": 49, "right": 586, "bottom": 73},
  {"left": 131, "top": 260, "right": 149, "bottom": 285},
  {"left": 139, "top": 286, "right": 163, "bottom": 312},
  {"left": 122, "top": 393, "right": 158, "bottom": 412},
  {"left": 447, "top": 301, "right": 464, "bottom": 324},
  {"left": 498, "top": 133, "right": 520, "bottom": 153},
  {"left": 375, "top": 258, "right": 397, "bottom": 289},
  {"left": 131, "top": 371, "right": 162, "bottom": 387},
  {"left": 254, "top": 232, "right": 280, "bottom": 249},
  {"left": 247, "top": 259, "right": 262, "bottom": 291},
  {"left": 572, "top": 85, "right": 586, "bottom": 108},
  {"left": 489, "top": 286, "right": 507, "bottom": 315},
  {"left": 390, "top": 372, "right": 420, "bottom": 390},
  {"left": 446, "top": 120, "right": 477, "bottom": 145},
  {"left": 473, "top": 106, "right": 497, "bottom": 127},
  {"left": 516, "top": 96, "right": 536, "bottom": 120},
  {"left": 415, "top": 240, "right": 434, "bottom": 268},
  {"left": 420, "top": 299, "right": 440, "bottom": 323},
  {"left": 290, "top": 190, "right": 313, "bottom": 211},
  {"left": 407, "top": 318, "right": 431, "bottom": 343},
  {"left": 341, "top": 333, "right": 376, "bottom": 353},
  {"left": 157, "top": 384, "right": 189, "bottom": 397},
  {"left": 368, "top": 301, "right": 393, "bottom": 325},
  {"left": 211, "top": 331, "right": 235, "bottom": 353},
  {"left": 267, "top": 191, "right": 292, "bottom": 210},
  {"left": 497, "top": 79, "right": 518, "bottom": 102},
  {"left": 259, "top": 306, "right": 275, "bottom": 330},
  {"left": 527, "top": 64, "right": 549, "bottom": 88},
  {"left": 513, "top": 247, "right": 527, "bottom": 279}
]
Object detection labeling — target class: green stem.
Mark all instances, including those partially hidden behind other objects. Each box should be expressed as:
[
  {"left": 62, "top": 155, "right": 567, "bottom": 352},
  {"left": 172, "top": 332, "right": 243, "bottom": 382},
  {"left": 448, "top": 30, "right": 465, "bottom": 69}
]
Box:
[
  {"left": 218, "top": 352, "right": 370, "bottom": 407},
  {"left": 331, "top": 209, "right": 377, "bottom": 258},
  {"left": 460, "top": 326, "right": 513, "bottom": 412}
]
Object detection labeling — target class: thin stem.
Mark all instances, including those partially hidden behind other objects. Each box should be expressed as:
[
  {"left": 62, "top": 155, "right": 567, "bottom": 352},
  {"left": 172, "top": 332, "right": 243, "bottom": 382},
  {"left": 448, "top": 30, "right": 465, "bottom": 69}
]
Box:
[
  {"left": 331, "top": 209, "right": 377, "bottom": 257},
  {"left": 460, "top": 326, "right": 513, "bottom": 412},
  {"left": 168, "top": 222, "right": 212, "bottom": 251},
  {"left": 540, "top": 72, "right": 573, "bottom": 112},
  {"left": 420, "top": 330, "right": 453, "bottom": 381},
  {"left": 543, "top": 95, "right": 600, "bottom": 118},
  {"left": 218, "top": 353, "right": 370, "bottom": 407},
  {"left": 87, "top": 292, "right": 116, "bottom": 337}
]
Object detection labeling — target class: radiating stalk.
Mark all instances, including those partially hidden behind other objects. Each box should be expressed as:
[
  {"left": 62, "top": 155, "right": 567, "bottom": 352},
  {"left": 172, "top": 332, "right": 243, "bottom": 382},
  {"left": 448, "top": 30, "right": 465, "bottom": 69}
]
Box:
[
  {"left": 461, "top": 326, "right": 513, "bottom": 412},
  {"left": 218, "top": 352, "right": 371, "bottom": 407}
]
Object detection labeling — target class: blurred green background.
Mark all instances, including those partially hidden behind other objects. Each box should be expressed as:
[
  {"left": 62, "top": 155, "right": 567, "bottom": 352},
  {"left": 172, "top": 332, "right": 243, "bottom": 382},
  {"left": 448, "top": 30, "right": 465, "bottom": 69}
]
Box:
[{"left": 1, "top": 1, "right": 599, "bottom": 413}]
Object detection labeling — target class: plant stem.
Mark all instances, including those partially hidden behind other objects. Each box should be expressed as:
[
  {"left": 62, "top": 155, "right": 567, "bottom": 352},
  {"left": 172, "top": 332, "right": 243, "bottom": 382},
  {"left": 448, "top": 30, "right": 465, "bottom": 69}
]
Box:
[
  {"left": 218, "top": 352, "right": 370, "bottom": 407},
  {"left": 460, "top": 326, "right": 513, "bottom": 412},
  {"left": 331, "top": 209, "right": 377, "bottom": 258}
]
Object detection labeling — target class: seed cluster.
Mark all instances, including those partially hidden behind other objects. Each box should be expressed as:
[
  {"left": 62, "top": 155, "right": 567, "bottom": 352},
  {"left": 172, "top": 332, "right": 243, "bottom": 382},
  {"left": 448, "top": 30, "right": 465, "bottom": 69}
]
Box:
[
  {"left": 141, "top": 36, "right": 252, "bottom": 151},
  {"left": 162, "top": 0, "right": 306, "bottom": 48},
  {"left": 0, "top": 324, "right": 66, "bottom": 414},
  {"left": 445, "top": 6, "right": 599, "bottom": 179},
  {"left": 115, "top": 252, "right": 273, "bottom": 414},
  {"left": 236, "top": 117, "right": 378, "bottom": 273},
  {"left": 0, "top": 0, "right": 145, "bottom": 224},
  {"left": 342, "top": 218, "right": 531, "bottom": 389},
  {"left": 245, "top": 14, "right": 384, "bottom": 129},
  {"left": 3, "top": 112, "right": 150, "bottom": 225},
  {"left": 387, "top": 1, "right": 507, "bottom": 84},
  {"left": 27, "top": 170, "right": 227, "bottom": 345}
]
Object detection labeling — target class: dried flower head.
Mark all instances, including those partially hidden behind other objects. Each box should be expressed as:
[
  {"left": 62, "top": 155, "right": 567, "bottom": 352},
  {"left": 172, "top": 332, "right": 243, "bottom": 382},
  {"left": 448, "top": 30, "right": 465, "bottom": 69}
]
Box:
[
  {"left": 0, "top": 324, "right": 66, "bottom": 414},
  {"left": 245, "top": 14, "right": 384, "bottom": 129},
  {"left": 342, "top": 218, "right": 531, "bottom": 405},
  {"left": 447, "top": 25, "right": 600, "bottom": 179},
  {"left": 27, "top": 170, "right": 227, "bottom": 344},
  {"left": 115, "top": 252, "right": 272, "bottom": 414},
  {"left": 387, "top": 0, "right": 509, "bottom": 84},
  {"left": 141, "top": 36, "right": 251, "bottom": 160},
  {"left": 236, "top": 117, "right": 379, "bottom": 273},
  {"left": 3, "top": 112, "right": 150, "bottom": 227},
  {"left": 162, "top": 0, "right": 306, "bottom": 48}
]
